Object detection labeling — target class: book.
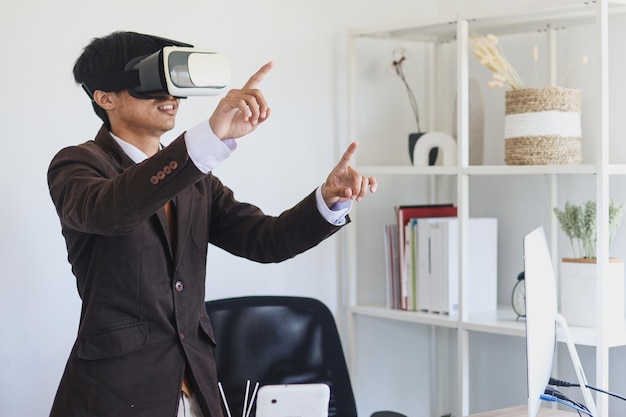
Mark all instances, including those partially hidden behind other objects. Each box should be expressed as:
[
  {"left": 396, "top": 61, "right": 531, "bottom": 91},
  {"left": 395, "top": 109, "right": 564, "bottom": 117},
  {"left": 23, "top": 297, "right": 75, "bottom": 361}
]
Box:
[
  {"left": 403, "top": 218, "right": 422, "bottom": 311},
  {"left": 396, "top": 204, "right": 457, "bottom": 310},
  {"left": 408, "top": 218, "right": 419, "bottom": 311},
  {"left": 434, "top": 218, "right": 458, "bottom": 314},
  {"left": 383, "top": 225, "right": 392, "bottom": 309},
  {"left": 416, "top": 218, "right": 432, "bottom": 312},
  {"left": 428, "top": 219, "right": 444, "bottom": 313},
  {"left": 383, "top": 224, "right": 400, "bottom": 309}
]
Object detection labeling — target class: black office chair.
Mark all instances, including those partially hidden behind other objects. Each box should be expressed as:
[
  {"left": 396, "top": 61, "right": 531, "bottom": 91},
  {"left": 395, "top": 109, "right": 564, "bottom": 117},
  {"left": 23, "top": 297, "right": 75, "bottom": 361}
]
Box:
[{"left": 205, "top": 296, "right": 406, "bottom": 417}]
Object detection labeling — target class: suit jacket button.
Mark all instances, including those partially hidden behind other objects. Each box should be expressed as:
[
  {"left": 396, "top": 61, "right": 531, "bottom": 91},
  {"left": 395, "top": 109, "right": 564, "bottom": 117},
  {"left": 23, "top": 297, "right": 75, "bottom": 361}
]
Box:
[
  {"left": 169, "top": 160, "right": 178, "bottom": 170},
  {"left": 150, "top": 176, "right": 159, "bottom": 185},
  {"left": 175, "top": 281, "right": 184, "bottom": 292},
  {"left": 163, "top": 166, "right": 172, "bottom": 175},
  {"left": 156, "top": 170, "right": 166, "bottom": 180}
]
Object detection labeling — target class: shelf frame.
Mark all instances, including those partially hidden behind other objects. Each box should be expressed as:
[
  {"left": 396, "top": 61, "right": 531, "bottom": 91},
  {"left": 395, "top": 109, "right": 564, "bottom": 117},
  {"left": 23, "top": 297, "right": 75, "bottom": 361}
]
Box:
[{"left": 344, "top": 1, "right": 626, "bottom": 416}]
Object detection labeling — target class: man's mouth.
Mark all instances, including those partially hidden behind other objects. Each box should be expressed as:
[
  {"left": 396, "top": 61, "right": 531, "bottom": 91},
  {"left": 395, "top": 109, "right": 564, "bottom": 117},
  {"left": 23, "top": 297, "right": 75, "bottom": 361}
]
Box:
[{"left": 159, "top": 104, "right": 175, "bottom": 111}]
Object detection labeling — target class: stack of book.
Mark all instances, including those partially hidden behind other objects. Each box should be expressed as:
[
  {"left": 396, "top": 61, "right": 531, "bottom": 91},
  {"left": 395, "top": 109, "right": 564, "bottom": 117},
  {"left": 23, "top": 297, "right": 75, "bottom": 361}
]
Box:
[{"left": 383, "top": 204, "right": 497, "bottom": 315}]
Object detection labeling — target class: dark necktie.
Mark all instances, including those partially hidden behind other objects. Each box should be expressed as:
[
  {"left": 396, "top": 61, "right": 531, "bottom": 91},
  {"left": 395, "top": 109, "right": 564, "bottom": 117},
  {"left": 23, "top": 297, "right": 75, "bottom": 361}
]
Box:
[{"left": 164, "top": 200, "right": 177, "bottom": 252}]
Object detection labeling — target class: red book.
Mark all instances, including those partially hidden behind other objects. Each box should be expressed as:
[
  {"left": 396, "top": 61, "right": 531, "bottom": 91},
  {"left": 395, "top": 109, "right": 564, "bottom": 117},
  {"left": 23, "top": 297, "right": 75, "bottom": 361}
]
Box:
[{"left": 396, "top": 204, "right": 457, "bottom": 310}]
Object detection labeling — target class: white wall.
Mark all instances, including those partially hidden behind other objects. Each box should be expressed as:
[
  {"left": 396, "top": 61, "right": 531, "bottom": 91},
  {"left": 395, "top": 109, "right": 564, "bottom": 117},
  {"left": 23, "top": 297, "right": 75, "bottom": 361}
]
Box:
[{"left": 0, "top": 1, "right": 447, "bottom": 416}]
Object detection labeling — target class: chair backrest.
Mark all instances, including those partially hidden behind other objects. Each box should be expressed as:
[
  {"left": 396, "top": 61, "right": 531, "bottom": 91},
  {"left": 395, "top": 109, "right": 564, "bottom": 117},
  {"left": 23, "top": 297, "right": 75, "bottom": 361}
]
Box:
[{"left": 205, "top": 295, "right": 358, "bottom": 417}]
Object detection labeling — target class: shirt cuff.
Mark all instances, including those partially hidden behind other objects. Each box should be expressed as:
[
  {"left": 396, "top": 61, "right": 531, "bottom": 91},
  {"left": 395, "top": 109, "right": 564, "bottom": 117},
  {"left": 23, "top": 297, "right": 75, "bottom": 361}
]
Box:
[
  {"left": 315, "top": 186, "right": 352, "bottom": 226},
  {"left": 184, "top": 120, "right": 237, "bottom": 174}
]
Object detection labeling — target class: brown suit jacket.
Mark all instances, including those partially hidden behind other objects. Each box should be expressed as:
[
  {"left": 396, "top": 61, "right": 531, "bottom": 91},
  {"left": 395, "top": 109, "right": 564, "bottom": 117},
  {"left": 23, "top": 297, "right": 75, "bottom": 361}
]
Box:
[{"left": 47, "top": 126, "right": 345, "bottom": 417}]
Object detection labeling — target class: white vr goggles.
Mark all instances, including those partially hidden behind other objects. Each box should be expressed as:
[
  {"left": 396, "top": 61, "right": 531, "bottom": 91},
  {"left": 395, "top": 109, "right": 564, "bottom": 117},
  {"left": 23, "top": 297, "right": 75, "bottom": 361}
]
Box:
[{"left": 82, "top": 46, "right": 231, "bottom": 99}]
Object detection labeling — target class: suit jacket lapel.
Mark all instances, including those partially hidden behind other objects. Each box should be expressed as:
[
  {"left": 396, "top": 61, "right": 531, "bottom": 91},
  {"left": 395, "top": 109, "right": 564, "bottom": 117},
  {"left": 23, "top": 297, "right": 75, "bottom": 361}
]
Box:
[
  {"left": 155, "top": 190, "right": 193, "bottom": 267},
  {"left": 94, "top": 125, "right": 136, "bottom": 169},
  {"left": 155, "top": 206, "right": 174, "bottom": 259},
  {"left": 172, "top": 189, "right": 193, "bottom": 271},
  {"left": 94, "top": 124, "right": 191, "bottom": 265}
]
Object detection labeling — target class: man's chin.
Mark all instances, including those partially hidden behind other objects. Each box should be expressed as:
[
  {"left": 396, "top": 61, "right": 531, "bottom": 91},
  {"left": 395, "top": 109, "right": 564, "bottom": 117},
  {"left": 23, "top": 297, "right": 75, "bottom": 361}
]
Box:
[{"left": 162, "top": 121, "right": 176, "bottom": 133}]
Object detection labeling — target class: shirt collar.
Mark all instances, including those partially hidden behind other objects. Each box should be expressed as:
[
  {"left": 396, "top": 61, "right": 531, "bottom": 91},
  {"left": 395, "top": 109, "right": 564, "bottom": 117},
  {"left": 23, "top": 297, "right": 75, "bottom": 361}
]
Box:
[{"left": 109, "top": 132, "right": 159, "bottom": 164}]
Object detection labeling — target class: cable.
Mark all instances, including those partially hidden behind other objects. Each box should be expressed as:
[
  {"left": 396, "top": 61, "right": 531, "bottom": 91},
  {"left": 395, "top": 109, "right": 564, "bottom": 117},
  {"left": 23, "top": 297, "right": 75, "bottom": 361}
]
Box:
[
  {"left": 540, "top": 393, "right": 587, "bottom": 416},
  {"left": 550, "top": 377, "right": 626, "bottom": 403},
  {"left": 544, "top": 386, "right": 589, "bottom": 412}
]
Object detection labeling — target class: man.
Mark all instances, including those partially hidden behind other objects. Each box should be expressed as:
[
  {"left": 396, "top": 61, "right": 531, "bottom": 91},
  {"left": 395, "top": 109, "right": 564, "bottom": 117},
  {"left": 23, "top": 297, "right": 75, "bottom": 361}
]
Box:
[{"left": 47, "top": 31, "right": 376, "bottom": 417}]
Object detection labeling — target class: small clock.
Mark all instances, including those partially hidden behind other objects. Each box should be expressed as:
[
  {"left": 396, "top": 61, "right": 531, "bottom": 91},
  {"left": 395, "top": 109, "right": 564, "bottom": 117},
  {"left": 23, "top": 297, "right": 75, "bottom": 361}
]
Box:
[{"left": 511, "top": 271, "right": 526, "bottom": 319}]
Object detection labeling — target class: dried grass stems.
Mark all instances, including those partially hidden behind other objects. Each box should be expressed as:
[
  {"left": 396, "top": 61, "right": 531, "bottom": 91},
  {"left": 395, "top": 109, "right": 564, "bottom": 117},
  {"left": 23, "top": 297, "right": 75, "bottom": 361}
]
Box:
[
  {"left": 470, "top": 33, "right": 588, "bottom": 89},
  {"left": 470, "top": 34, "right": 525, "bottom": 90},
  {"left": 391, "top": 47, "right": 421, "bottom": 132}
]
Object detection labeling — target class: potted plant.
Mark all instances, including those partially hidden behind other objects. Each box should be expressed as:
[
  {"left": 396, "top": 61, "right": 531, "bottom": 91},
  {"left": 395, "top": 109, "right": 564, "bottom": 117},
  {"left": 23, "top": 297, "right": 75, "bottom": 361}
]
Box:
[{"left": 553, "top": 199, "right": 625, "bottom": 328}]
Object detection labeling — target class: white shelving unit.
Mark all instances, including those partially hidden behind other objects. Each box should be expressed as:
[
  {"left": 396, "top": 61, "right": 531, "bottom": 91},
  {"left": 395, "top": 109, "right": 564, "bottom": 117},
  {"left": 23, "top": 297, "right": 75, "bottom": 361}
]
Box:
[{"left": 344, "top": 1, "right": 626, "bottom": 416}]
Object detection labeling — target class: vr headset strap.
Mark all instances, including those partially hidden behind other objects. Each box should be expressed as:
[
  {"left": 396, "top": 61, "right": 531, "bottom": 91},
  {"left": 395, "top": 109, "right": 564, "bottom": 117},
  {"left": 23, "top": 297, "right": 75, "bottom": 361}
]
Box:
[
  {"left": 82, "top": 69, "right": 141, "bottom": 99},
  {"left": 80, "top": 35, "right": 193, "bottom": 100}
]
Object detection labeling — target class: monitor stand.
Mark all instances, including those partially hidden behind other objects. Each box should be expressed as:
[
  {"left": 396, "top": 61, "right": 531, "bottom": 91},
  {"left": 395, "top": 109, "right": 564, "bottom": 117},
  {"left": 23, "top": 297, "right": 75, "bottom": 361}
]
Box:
[{"left": 544, "top": 314, "right": 598, "bottom": 417}]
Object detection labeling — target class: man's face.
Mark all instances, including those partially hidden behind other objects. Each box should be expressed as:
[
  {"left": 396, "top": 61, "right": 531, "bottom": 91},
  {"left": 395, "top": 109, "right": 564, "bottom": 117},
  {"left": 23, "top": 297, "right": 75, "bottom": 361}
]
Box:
[{"left": 107, "top": 90, "right": 180, "bottom": 138}]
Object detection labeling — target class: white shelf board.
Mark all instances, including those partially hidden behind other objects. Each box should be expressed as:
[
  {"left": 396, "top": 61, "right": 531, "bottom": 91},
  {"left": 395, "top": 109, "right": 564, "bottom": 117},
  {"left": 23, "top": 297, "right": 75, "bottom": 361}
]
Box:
[
  {"left": 350, "top": 304, "right": 459, "bottom": 328},
  {"left": 357, "top": 164, "right": 597, "bottom": 176},
  {"left": 609, "top": 164, "right": 626, "bottom": 175},
  {"left": 351, "top": 2, "right": 626, "bottom": 43},
  {"left": 351, "top": 304, "right": 626, "bottom": 347},
  {"left": 350, "top": 18, "right": 458, "bottom": 43},
  {"left": 463, "top": 308, "right": 527, "bottom": 337},
  {"left": 461, "top": 308, "right": 626, "bottom": 347},
  {"left": 466, "top": 3, "right": 626, "bottom": 39},
  {"left": 463, "top": 164, "right": 597, "bottom": 175},
  {"left": 357, "top": 165, "right": 457, "bottom": 176},
  {"left": 556, "top": 321, "right": 626, "bottom": 347}
]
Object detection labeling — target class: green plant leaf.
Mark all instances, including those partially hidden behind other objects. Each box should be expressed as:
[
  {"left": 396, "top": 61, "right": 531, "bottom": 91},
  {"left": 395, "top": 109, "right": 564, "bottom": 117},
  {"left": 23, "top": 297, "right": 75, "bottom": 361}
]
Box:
[{"left": 554, "top": 199, "right": 624, "bottom": 258}]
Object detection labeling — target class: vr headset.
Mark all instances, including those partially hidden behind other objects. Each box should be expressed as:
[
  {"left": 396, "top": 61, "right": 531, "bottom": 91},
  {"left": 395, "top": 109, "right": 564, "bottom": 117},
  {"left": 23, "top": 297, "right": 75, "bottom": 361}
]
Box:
[{"left": 82, "top": 42, "right": 231, "bottom": 99}]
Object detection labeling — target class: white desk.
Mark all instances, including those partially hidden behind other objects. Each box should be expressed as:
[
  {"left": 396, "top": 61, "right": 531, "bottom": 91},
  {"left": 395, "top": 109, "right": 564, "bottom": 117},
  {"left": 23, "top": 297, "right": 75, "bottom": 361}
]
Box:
[{"left": 465, "top": 405, "right": 576, "bottom": 416}]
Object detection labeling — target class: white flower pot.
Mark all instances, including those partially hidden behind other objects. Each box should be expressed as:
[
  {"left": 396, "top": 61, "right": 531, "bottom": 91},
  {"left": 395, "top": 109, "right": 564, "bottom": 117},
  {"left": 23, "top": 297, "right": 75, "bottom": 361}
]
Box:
[{"left": 559, "top": 258, "right": 624, "bottom": 328}]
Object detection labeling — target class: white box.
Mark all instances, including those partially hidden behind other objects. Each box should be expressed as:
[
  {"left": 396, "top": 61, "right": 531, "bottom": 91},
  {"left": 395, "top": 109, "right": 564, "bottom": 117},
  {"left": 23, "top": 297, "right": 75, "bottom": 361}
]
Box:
[{"left": 428, "top": 218, "right": 498, "bottom": 315}]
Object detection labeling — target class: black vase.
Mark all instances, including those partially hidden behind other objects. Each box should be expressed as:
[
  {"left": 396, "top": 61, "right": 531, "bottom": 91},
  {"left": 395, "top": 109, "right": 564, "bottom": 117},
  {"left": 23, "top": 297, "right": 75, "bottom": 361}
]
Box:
[{"left": 408, "top": 132, "right": 438, "bottom": 165}]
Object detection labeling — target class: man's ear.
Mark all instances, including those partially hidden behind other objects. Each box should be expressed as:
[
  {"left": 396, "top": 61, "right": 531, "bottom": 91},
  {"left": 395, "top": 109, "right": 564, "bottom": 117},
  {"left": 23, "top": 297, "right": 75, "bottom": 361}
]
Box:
[{"left": 93, "top": 90, "right": 116, "bottom": 110}]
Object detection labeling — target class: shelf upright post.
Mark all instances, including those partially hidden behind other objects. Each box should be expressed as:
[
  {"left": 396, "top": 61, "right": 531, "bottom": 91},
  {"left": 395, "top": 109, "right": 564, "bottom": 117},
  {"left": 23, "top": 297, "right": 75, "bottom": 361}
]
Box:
[
  {"left": 431, "top": 36, "right": 446, "bottom": 417},
  {"left": 429, "top": 39, "right": 438, "bottom": 203},
  {"left": 594, "top": 0, "right": 611, "bottom": 416},
  {"left": 344, "top": 29, "right": 359, "bottom": 376},
  {"left": 546, "top": 23, "right": 563, "bottom": 389},
  {"left": 455, "top": 17, "right": 470, "bottom": 417},
  {"left": 546, "top": 25, "right": 560, "bottom": 259}
]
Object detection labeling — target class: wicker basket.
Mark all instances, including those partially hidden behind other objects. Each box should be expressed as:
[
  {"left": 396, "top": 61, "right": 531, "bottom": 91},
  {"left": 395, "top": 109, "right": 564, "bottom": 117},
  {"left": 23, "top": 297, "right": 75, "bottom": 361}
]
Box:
[{"left": 504, "top": 87, "right": 582, "bottom": 165}]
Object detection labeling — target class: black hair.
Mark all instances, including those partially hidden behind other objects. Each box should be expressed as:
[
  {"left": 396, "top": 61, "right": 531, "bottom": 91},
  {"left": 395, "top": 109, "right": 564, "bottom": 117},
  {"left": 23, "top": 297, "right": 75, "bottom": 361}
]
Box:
[{"left": 73, "top": 31, "right": 174, "bottom": 129}]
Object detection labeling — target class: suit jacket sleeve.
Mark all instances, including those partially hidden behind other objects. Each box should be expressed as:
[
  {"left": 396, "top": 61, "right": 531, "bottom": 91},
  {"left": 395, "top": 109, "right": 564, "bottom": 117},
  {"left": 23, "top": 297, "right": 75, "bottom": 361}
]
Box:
[
  {"left": 48, "top": 129, "right": 206, "bottom": 236},
  {"left": 206, "top": 178, "right": 347, "bottom": 263}
]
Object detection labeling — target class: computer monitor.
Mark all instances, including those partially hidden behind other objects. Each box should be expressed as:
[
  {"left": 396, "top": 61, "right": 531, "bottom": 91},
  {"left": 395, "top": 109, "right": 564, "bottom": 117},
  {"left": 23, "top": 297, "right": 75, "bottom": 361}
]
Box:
[{"left": 523, "top": 226, "right": 597, "bottom": 417}]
